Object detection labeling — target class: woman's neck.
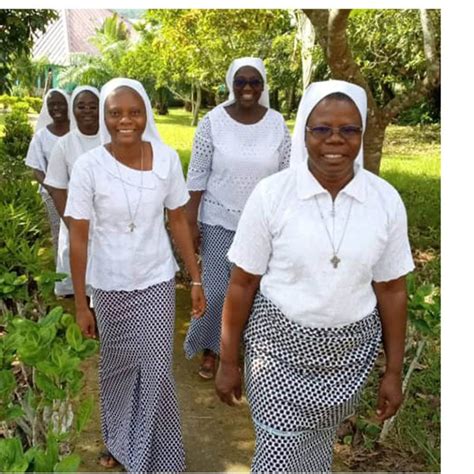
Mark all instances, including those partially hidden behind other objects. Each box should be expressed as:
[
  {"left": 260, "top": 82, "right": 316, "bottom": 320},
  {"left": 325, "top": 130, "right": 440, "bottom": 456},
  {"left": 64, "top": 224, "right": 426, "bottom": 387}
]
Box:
[
  {"left": 109, "top": 142, "right": 143, "bottom": 167},
  {"left": 308, "top": 162, "right": 354, "bottom": 201},
  {"left": 47, "top": 120, "right": 70, "bottom": 137},
  {"left": 225, "top": 102, "right": 266, "bottom": 124}
]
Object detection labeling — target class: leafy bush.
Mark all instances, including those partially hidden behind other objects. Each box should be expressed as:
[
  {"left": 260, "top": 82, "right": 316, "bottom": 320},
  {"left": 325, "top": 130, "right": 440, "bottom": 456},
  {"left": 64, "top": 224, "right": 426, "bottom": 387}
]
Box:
[
  {"left": 1, "top": 108, "right": 33, "bottom": 181},
  {"left": 0, "top": 95, "right": 42, "bottom": 114}
]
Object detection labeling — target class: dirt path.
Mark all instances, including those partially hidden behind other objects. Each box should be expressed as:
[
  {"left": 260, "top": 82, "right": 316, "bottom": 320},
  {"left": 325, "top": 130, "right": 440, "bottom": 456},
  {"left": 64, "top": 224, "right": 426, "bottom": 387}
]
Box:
[{"left": 75, "top": 288, "right": 349, "bottom": 472}]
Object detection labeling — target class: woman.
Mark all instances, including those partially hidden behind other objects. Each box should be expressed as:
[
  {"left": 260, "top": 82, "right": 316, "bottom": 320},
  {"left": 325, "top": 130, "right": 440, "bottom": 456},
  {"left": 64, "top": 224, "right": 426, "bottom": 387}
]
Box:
[
  {"left": 44, "top": 86, "right": 100, "bottom": 297},
  {"left": 184, "top": 57, "right": 291, "bottom": 379},
  {"left": 25, "top": 88, "right": 70, "bottom": 255},
  {"left": 216, "top": 80, "right": 414, "bottom": 472},
  {"left": 65, "top": 78, "right": 206, "bottom": 473}
]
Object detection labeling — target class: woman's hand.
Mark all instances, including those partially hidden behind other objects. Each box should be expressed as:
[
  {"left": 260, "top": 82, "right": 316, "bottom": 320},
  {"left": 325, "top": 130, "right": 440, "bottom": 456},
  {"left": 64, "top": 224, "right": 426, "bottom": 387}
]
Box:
[
  {"left": 376, "top": 371, "right": 403, "bottom": 421},
  {"left": 189, "top": 222, "right": 201, "bottom": 254},
  {"left": 215, "top": 361, "right": 242, "bottom": 406},
  {"left": 190, "top": 285, "right": 206, "bottom": 318},
  {"left": 76, "top": 307, "right": 97, "bottom": 339}
]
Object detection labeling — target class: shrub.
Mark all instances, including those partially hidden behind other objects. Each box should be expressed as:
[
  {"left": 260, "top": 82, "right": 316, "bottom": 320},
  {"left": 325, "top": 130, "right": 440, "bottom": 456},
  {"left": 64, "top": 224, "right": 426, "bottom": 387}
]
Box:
[{"left": 1, "top": 109, "right": 33, "bottom": 181}]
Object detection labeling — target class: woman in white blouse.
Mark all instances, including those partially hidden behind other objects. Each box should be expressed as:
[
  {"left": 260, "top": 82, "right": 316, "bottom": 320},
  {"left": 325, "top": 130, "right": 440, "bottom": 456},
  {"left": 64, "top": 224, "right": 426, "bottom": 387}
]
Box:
[
  {"left": 25, "top": 88, "right": 70, "bottom": 255},
  {"left": 44, "top": 85, "right": 101, "bottom": 297},
  {"left": 65, "top": 78, "right": 205, "bottom": 473},
  {"left": 216, "top": 80, "right": 414, "bottom": 472},
  {"left": 184, "top": 57, "right": 291, "bottom": 379}
]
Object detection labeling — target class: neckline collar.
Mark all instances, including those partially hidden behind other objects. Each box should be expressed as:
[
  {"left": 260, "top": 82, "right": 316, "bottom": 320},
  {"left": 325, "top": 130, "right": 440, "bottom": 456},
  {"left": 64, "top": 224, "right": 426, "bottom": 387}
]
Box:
[{"left": 296, "top": 161, "right": 367, "bottom": 203}]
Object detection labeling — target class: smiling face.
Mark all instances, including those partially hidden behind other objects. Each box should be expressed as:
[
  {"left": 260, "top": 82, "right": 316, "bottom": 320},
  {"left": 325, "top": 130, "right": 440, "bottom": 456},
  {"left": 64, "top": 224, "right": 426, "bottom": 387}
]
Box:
[
  {"left": 104, "top": 87, "right": 147, "bottom": 146},
  {"left": 232, "top": 66, "right": 264, "bottom": 109},
  {"left": 305, "top": 96, "right": 363, "bottom": 183},
  {"left": 73, "top": 91, "right": 99, "bottom": 135},
  {"left": 46, "top": 91, "right": 68, "bottom": 124}
]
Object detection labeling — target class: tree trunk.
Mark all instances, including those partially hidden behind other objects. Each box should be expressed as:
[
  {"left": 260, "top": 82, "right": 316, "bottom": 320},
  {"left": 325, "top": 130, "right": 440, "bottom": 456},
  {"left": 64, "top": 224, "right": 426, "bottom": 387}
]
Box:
[
  {"left": 285, "top": 84, "right": 295, "bottom": 119},
  {"left": 295, "top": 10, "right": 316, "bottom": 91},
  {"left": 271, "top": 89, "right": 279, "bottom": 111},
  {"left": 191, "top": 84, "right": 201, "bottom": 126},
  {"left": 363, "top": 117, "right": 386, "bottom": 175}
]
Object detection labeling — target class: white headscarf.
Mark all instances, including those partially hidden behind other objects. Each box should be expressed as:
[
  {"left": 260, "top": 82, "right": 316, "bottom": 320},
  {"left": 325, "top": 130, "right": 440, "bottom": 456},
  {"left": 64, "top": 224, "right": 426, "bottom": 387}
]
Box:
[
  {"left": 35, "top": 88, "right": 71, "bottom": 132},
  {"left": 220, "top": 57, "right": 270, "bottom": 109},
  {"left": 99, "top": 78, "right": 162, "bottom": 146},
  {"left": 290, "top": 80, "right": 367, "bottom": 169},
  {"left": 70, "top": 85, "right": 100, "bottom": 131}
]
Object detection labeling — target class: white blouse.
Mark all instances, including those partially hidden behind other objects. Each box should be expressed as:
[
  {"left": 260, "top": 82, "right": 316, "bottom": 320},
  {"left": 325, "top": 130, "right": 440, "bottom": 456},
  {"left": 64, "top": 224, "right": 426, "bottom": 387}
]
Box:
[
  {"left": 64, "top": 143, "right": 190, "bottom": 292},
  {"left": 25, "top": 127, "right": 61, "bottom": 195},
  {"left": 43, "top": 130, "right": 101, "bottom": 296},
  {"left": 44, "top": 129, "right": 101, "bottom": 189},
  {"left": 228, "top": 162, "right": 415, "bottom": 328},
  {"left": 186, "top": 107, "right": 291, "bottom": 231}
]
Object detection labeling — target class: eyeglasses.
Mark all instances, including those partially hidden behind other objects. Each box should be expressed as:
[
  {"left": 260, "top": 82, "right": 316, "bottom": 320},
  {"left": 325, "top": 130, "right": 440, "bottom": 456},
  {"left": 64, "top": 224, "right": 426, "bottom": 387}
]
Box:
[
  {"left": 233, "top": 77, "right": 264, "bottom": 89},
  {"left": 305, "top": 125, "right": 362, "bottom": 140}
]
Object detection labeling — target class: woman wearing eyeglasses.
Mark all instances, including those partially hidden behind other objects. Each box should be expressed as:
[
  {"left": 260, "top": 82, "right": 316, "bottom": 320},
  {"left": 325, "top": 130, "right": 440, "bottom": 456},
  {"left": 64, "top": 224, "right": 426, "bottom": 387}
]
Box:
[
  {"left": 216, "top": 80, "right": 414, "bottom": 472},
  {"left": 183, "top": 57, "right": 291, "bottom": 379},
  {"left": 44, "top": 86, "right": 101, "bottom": 297}
]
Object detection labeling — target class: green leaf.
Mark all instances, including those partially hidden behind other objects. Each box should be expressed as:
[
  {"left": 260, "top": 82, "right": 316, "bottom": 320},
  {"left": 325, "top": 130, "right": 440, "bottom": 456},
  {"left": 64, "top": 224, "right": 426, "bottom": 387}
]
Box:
[
  {"left": 0, "top": 369, "right": 16, "bottom": 398},
  {"left": 39, "top": 306, "right": 63, "bottom": 327},
  {"left": 53, "top": 453, "right": 81, "bottom": 472},
  {"left": 39, "top": 325, "right": 57, "bottom": 346},
  {"left": 35, "top": 372, "right": 65, "bottom": 400},
  {"left": 75, "top": 395, "right": 94, "bottom": 433},
  {"left": 66, "top": 323, "right": 84, "bottom": 351},
  {"left": 5, "top": 404, "right": 24, "bottom": 421},
  {"left": 77, "top": 338, "right": 99, "bottom": 358}
]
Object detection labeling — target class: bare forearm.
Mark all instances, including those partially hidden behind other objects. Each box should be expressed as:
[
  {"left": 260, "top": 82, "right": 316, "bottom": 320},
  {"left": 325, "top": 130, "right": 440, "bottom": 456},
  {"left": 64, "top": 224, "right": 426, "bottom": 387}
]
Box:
[
  {"left": 32, "top": 169, "right": 45, "bottom": 186},
  {"left": 186, "top": 191, "right": 203, "bottom": 225},
  {"left": 168, "top": 209, "right": 201, "bottom": 282},
  {"left": 69, "top": 221, "right": 90, "bottom": 311},
  {"left": 220, "top": 270, "right": 261, "bottom": 366},
  {"left": 47, "top": 187, "right": 68, "bottom": 220},
  {"left": 374, "top": 278, "right": 408, "bottom": 375}
]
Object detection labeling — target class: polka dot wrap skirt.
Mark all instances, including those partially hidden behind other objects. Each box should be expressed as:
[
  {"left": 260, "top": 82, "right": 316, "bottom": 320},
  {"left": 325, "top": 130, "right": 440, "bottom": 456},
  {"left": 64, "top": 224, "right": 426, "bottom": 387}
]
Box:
[
  {"left": 243, "top": 292, "right": 382, "bottom": 473},
  {"left": 93, "top": 279, "right": 185, "bottom": 473},
  {"left": 184, "top": 223, "right": 235, "bottom": 358}
]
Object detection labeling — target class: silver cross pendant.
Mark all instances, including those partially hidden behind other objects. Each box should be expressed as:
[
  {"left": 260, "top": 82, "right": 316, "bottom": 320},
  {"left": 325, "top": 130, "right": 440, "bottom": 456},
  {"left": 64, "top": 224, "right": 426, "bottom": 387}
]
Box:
[
  {"left": 128, "top": 222, "right": 136, "bottom": 232},
  {"left": 330, "top": 255, "right": 340, "bottom": 268}
]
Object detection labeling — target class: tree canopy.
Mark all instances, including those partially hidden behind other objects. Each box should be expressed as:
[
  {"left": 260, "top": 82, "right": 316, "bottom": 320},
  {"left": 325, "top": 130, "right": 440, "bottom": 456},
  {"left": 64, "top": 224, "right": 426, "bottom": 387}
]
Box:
[{"left": 0, "top": 9, "right": 58, "bottom": 94}]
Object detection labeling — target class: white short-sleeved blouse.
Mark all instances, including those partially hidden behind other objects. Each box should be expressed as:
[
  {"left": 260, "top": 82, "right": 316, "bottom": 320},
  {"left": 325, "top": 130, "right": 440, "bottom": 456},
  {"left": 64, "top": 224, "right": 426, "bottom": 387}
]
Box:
[
  {"left": 44, "top": 129, "right": 100, "bottom": 190},
  {"left": 228, "top": 162, "right": 415, "bottom": 328},
  {"left": 186, "top": 107, "right": 291, "bottom": 231},
  {"left": 25, "top": 127, "right": 61, "bottom": 195},
  {"left": 64, "top": 143, "right": 190, "bottom": 292}
]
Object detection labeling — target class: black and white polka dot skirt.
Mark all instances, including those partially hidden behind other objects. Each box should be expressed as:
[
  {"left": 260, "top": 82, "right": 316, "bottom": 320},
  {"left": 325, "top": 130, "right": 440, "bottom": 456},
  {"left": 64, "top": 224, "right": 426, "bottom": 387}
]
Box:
[
  {"left": 42, "top": 193, "right": 60, "bottom": 258},
  {"left": 244, "top": 292, "right": 382, "bottom": 473},
  {"left": 184, "top": 223, "right": 235, "bottom": 358},
  {"left": 93, "top": 279, "right": 185, "bottom": 473}
]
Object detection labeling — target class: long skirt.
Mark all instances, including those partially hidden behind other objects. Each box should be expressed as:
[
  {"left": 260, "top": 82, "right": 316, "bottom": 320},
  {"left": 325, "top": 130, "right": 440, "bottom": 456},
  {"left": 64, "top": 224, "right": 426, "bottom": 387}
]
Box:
[
  {"left": 244, "top": 293, "right": 382, "bottom": 473},
  {"left": 42, "top": 193, "right": 60, "bottom": 260},
  {"left": 184, "top": 223, "right": 235, "bottom": 358},
  {"left": 93, "top": 279, "right": 185, "bottom": 473}
]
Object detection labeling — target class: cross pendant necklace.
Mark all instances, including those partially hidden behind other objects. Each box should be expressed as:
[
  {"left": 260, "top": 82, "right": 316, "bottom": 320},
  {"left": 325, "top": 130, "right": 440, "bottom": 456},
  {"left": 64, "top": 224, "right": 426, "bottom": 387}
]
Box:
[
  {"left": 111, "top": 145, "right": 144, "bottom": 233},
  {"left": 314, "top": 196, "right": 353, "bottom": 269}
]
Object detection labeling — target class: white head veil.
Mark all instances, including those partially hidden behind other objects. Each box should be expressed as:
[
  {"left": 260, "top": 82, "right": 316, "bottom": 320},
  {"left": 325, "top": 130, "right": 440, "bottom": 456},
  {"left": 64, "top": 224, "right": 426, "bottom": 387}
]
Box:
[
  {"left": 70, "top": 85, "right": 100, "bottom": 131},
  {"left": 99, "top": 78, "right": 162, "bottom": 146},
  {"left": 290, "top": 80, "right": 367, "bottom": 169},
  {"left": 35, "top": 88, "right": 71, "bottom": 132},
  {"left": 220, "top": 57, "right": 270, "bottom": 108}
]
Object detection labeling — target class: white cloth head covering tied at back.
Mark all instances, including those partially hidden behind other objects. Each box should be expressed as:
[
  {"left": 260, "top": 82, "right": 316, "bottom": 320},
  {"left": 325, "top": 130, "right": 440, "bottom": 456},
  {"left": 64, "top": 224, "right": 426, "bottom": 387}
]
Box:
[
  {"left": 70, "top": 85, "right": 100, "bottom": 130},
  {"left": 99, "top": 78, "right": 162, "bottom": 145},
  {"left": 290, "top": 80, "right": 367, "bottom": 169},
  {"left": 35, "top": 88, "right": 71, "bottom": 132},
  {"left": 221, "top": 57, "right": 270, "bottom": 108}
]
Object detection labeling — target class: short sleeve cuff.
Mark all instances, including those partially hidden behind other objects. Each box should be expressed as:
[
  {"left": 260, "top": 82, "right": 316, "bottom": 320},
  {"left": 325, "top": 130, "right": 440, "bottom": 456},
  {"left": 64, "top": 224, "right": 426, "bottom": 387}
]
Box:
[
  {"left": 372, "top": 259, "right": 415, "bottom": 283},
  {"left": 227, "top": 246, "right": 268, "bottom": 276},
  {"left": 165, "top": 189, "right": 190, "bottom": 210},
  {"left": 44, "top": 176, "right": 68, "bottom": 189}
]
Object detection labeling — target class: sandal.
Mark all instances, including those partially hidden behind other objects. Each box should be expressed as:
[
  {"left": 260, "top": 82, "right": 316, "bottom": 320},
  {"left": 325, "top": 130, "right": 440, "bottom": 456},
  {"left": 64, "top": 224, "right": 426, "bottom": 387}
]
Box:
[
  {"left": 98, "top": 449, "right": 121, "bottom": 469},
  {"left": 198, "top": 352, "right": 216, "bottom": 380}
]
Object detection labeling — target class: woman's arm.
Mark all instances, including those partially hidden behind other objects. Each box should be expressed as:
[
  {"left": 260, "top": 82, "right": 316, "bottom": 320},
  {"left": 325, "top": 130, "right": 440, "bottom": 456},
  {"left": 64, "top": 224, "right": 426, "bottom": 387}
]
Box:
[
  {"left": 186, "top": 191, "right": 204, "bottom": 252},
  {"left": 216, "top": 266, "right": 261, "bottom": 406},
  {"left": 69, "top": 218, "right": 96, "bottom": 338},
  {"left": 167, "top": 206, "right": 206, "bottom": 317},
  {"left": 373, "top": 276, "right": 408, "bottom": 421},
  {"left": 47, "top": 187, "right": 70, "bottom": 226}
]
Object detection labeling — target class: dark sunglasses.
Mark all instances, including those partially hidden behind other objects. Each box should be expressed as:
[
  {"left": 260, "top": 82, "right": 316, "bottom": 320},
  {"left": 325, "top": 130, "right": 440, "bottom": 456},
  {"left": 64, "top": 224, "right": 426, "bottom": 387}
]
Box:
[
  {"left": 305, "top": 125, "right": 362, "bottom": 140},
  {"left": 233, "top": 77, "right": 264, "bottom": 89}
]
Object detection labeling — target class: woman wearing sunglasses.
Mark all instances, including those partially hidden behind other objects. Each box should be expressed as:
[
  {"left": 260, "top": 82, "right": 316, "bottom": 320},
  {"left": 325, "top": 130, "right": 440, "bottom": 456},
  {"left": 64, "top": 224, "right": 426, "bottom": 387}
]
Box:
[
  {"left": 184, "top": 57, "right": 291, "bottom": 379},
  {"left": 216, "top": 80, "right": 414, "bottom": 472}
]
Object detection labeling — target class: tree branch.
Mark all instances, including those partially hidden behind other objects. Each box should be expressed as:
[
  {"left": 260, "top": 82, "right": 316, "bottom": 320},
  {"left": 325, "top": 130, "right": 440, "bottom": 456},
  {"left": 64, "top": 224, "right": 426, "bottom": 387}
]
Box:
[{"left": 419, "top": 9, "right": 440, "bottom": 87}]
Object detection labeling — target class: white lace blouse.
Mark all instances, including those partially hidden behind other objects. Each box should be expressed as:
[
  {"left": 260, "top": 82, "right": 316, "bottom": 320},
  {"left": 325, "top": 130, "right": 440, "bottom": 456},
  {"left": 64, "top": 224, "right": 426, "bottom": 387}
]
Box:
[{"left": 186, "top": 106, "right": 291, "bottom": 231}]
